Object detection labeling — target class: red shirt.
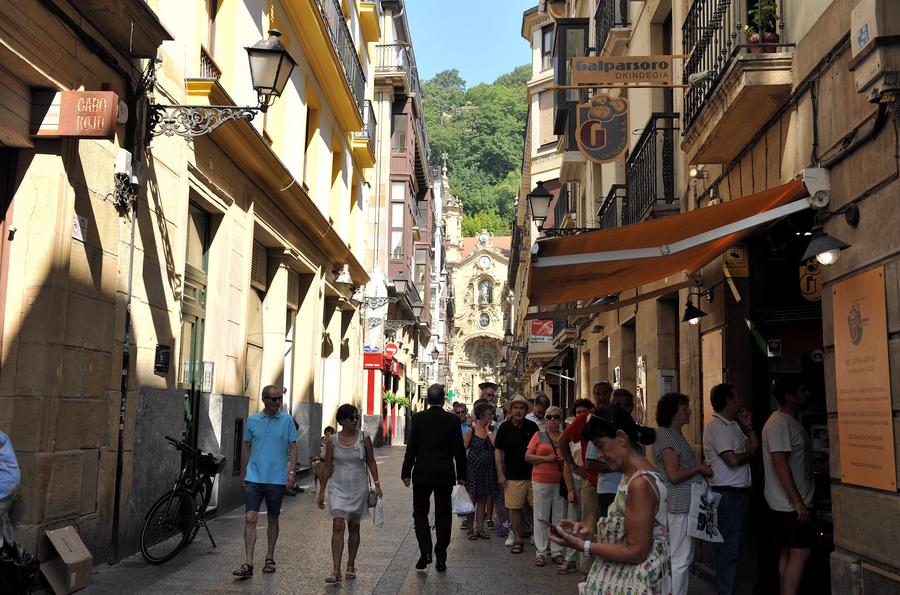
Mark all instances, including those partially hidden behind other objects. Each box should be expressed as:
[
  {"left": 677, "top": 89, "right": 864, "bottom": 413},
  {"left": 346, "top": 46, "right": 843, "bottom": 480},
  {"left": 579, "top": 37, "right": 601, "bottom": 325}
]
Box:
[
  {"left": 562, "top": 412, "right": 598, "bottom": 486},
  {"left": 527, "top": 433, "right": 562, "bottom": 484}
]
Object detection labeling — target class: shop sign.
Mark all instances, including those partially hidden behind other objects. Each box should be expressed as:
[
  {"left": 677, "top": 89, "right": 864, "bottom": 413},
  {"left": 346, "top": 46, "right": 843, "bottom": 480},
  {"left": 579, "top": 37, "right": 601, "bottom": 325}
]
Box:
[
  {"left": 530, "top": 319, "right": 554, "bottom": 344},
  {"left": 363, "top": 352, "right": 383, "bottom": 370},
  {"left": 799, "top": 263, "right": 822, "bottom": 302},
  {"left": 723, "top": 247, "right": 749, "bottom": 278},
  {"left": 575, "top": 93, "right": 628, "bottom": 164},
  {"left": 571, "top": 56, "right": 673, "bottom": 87},
  {"left": 31, "top": 91, "right": 119, "bottom": 139},
  {"left": 832, "top": 266, "right": 896, "bottom": 491},
  {"left": 384, "top": 342, "right": 399, "bottom": 358}
]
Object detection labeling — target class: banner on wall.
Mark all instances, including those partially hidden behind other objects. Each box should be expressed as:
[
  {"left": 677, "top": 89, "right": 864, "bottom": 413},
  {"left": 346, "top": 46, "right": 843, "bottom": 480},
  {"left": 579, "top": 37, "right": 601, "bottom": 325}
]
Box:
[
  {"left": 530, "top": 319, "right": 554, "bottom": 343},
  {"left": 832, "top": 266, "right": 896, "bottom": 491}
]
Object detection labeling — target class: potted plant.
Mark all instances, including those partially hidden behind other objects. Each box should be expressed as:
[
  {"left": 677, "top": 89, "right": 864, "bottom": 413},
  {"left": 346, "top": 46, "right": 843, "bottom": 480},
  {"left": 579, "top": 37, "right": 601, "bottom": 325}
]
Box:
[{"left": 743, "top": 0, "right": 779, "bottom": 54}]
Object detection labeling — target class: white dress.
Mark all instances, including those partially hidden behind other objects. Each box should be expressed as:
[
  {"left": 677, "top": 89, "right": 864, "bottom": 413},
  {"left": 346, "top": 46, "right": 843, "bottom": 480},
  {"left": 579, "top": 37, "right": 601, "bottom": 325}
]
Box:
[{"left": 328, "top": 433, "right": 369, "bottom": 523}]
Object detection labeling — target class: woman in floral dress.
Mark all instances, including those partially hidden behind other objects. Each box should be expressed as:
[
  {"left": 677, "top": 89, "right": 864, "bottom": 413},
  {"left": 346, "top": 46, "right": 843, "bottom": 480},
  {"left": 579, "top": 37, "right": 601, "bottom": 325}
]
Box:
[
  {"left": 463, "top": 401, "right": 499, "bottom": 539},
  {"left": 548, "top": 405, "right": 672, "bottom": 594}
]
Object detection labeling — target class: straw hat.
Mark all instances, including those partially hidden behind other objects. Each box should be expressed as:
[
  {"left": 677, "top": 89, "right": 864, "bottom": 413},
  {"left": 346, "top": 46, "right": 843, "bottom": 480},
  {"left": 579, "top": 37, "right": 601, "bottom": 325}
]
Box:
[{"left": 502, "top": 394, "right": 533, "bottom": 413}]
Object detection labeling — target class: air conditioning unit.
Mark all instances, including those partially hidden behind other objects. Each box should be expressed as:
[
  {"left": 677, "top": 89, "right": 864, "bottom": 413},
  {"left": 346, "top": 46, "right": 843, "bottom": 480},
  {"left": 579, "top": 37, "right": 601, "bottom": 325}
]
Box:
[
  {"left": 286, "top": 269, "right": 300, "bottom": 310},
  {"left": 850, "top": 0, "right": 900, "bottom": 101},
  {"left": 660, "top": 369, "right": 677, "bottom": 396},
  {"left": 250, "top": 241, "right": 267, "bottom": 291}
]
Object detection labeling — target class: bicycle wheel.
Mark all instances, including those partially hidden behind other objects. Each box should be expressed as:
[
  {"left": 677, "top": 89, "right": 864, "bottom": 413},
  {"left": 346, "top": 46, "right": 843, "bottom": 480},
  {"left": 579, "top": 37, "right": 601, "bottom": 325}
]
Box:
[
  {"left": 187, "top": 477, "right": 213, "bottom": 544},
  {"left": 140, "top": 490, "right": 194, "bottom": 564}
]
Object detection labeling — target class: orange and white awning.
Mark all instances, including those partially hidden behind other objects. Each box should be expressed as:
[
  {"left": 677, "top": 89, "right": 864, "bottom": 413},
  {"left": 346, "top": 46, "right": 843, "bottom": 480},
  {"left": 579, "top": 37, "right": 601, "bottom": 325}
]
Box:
[{"left": 527, "top": 180, "right": 810, "bottom": 308}]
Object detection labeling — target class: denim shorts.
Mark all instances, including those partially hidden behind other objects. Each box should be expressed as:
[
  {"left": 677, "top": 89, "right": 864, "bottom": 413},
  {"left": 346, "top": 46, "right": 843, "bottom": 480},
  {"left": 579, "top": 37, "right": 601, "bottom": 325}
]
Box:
[{"left": 244, "top": 481, "right": 285, "bottom": 517}]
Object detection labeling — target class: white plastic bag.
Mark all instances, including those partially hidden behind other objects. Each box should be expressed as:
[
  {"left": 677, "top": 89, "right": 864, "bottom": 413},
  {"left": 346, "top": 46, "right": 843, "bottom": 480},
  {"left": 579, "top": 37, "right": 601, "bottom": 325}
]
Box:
[
  {"left": 450, "top": 485, "right": 475, "bottom": 514},
  {"left": 373, "top": 497, "right": 384, "bottom": 528},
  {"left": 687, "top": 482, "right": 723, "bottom": 542}
]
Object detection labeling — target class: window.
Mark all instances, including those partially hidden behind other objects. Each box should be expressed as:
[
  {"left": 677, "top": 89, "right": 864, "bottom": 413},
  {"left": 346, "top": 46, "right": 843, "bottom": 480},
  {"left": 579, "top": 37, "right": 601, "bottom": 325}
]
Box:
[
  {"left": 477, "top": 279, "right": 493, "bottom": 304},
  {"left": 390, "top": 231, "right": 403, "bottom": 260},
  {"left": 205, "top": 0, "right": 219, "bottom": 54},
  {"left": 539, "top": 91, "right": 556, "bottom": 146},
  {"left": 391, "top": 113, "right": 407, "bottom": 153},
  {"left": 391, "top": 202, "right": 404, "bottom": 227},
  {"left": 415, "top": 248, "right": 427, "bottom": 295},
  {"left": 391, "top": 181, "right": 406, "bottom": 201},
  {"left": 303, "top": 105, "right": 320, "bottom": 185},
  {"left": 542, "top": 26, "right": 554, "bottom": 71},
  {"left": 479, "top": 312, "right": 491, "bottom": 329}
]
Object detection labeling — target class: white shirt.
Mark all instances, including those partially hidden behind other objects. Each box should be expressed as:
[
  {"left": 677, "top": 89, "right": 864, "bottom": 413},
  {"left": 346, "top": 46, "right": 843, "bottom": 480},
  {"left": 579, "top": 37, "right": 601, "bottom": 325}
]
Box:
[
  {"left": 703, "top": 412, "right": 751, "bottom": 488},
  {"left": 525, "top": 412, "right": 546, "bottom": 433},
  {"left": 762, "top": 410, "right": 814, "bottom": 511}
]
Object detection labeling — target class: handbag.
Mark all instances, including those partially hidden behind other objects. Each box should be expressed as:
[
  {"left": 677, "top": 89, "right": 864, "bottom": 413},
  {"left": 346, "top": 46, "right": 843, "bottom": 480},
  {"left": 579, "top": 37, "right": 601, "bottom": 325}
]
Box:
[
  {"left": 538, "top": 432, "right": 569, "bottom": 498},
  {"left": 687, "top": 481, "right": 723, "bottom": 542},
  {"left": 361, "top": 434, "right": 377, "bottom": 508},
  {"left": 373, "top": 497, "right": 384, "bottom": 527}
]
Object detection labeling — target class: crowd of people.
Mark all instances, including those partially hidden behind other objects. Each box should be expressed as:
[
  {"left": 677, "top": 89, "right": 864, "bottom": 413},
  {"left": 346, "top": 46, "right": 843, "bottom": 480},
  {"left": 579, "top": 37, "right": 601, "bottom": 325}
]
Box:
[{"left": 232, "top": 377, "right": 816, "bottom": 595}]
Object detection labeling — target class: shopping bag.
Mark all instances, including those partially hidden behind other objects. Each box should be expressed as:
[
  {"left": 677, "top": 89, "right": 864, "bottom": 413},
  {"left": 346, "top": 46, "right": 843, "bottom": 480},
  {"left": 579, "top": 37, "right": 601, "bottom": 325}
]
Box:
[
  {"left": 687, "top": 482, "right": 723, "bottom": 542},
  {"left": 450, "top": 485, "right": 475, "bottom": 514},
  {"left": 373, "top": 497, "right": 384, "bottom": 528}
]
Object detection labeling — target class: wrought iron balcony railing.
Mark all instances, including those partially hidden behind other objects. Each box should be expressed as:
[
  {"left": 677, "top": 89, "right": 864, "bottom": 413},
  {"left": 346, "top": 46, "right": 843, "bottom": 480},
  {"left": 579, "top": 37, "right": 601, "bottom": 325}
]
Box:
[
  {"left": 199, "top": 47, "right": 221, "bottom": 80},
  {"left": 598, "top": 184, "right": 627, "bottom": 229},
  {"left": 595, "top": 0, "right": 629, "bottom": 53},
  {"left": 681, "top": 0, "right": 791, "bottom": 130},
  {"left": 352, "top": 100, "right": 377, "bottom": 151},
  {"left": 316, "top": 0, "right": 365, "bottom": 115},
  {"left": 625, "top": 113, "right": 679, "bottom": 225}
]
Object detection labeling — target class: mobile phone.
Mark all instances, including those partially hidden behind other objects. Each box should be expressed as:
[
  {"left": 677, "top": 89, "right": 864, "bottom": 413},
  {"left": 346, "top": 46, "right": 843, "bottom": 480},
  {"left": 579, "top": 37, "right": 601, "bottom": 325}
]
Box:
[{"left": 537, "top": 518, "right": 562, "bottom": 537}]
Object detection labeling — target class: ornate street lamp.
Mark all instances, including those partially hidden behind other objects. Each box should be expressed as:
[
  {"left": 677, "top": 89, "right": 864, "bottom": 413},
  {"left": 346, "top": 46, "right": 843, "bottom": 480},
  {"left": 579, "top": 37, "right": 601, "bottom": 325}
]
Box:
[
  {"left": 149, "top": 30, "right": 296, "bottom": 140},
  {"left": 527, "top": 181, "right": 553, "bottom": 230}
]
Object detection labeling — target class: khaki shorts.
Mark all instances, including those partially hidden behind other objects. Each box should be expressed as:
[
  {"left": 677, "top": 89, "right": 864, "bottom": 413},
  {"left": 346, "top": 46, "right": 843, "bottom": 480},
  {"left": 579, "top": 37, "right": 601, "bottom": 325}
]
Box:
[{"left": 504, "top": 480, "right": 533, "bottom": 510}]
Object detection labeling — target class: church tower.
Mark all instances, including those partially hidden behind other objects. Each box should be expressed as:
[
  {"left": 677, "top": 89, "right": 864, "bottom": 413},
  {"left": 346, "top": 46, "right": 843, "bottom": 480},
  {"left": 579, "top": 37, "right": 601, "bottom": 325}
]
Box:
[{"left": 442, "top": 153, "right": 464, "bottom": 267}]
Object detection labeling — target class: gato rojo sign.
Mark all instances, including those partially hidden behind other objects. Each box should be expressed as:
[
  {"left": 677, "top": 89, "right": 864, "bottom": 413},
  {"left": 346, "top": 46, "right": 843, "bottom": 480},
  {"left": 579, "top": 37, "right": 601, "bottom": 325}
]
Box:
[
  {"left": 576, "top": 93, "right": 629, "bottom": 164},
  {"left": 571, "top": 56, "right": 673, "bottom": 86}
]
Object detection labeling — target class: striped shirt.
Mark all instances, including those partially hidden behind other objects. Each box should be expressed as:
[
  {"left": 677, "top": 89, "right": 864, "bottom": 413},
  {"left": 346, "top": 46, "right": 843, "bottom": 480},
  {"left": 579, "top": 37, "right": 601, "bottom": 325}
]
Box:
[{"left": 652, "top": 427, "right": 703, "bottom": 514}]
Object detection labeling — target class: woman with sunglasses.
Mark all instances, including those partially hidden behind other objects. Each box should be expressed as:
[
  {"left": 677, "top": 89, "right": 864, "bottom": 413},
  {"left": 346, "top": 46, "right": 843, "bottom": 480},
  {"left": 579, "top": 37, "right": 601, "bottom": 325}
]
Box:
[
  {"left": 525, "top": 405, "right": 572, "bottom": 568},
  {"left": 318, "top": 404, "right": 382, "bottom": 583},
  {"left": 547, "top": 405, "right": 672, "bottom": 594}
]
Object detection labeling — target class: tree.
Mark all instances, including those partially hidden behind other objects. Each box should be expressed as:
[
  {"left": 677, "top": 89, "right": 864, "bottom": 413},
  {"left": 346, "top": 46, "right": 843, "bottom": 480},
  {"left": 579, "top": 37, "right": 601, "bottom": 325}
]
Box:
[{"left": 462, "top": 210, "right": 510, "bottom": 237}]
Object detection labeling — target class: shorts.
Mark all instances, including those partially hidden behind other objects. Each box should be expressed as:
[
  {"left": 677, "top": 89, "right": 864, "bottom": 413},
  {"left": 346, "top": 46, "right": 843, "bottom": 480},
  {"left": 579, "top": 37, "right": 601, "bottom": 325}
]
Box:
[
  {"left": 504, "top": 480, "right": 533, "bottom": 510},
  {"left": 244, "top": 481, "right": 285, "bottom": 517},
  {"left": 771, "top": 509, "right": 816, "bottom": 549}
]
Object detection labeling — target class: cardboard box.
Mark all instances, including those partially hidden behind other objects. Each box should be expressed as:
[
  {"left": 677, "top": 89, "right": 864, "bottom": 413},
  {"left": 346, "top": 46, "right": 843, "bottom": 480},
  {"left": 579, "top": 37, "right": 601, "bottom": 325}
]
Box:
[{"left": 40, "top": 526, "right": 93, "bottom": 594}]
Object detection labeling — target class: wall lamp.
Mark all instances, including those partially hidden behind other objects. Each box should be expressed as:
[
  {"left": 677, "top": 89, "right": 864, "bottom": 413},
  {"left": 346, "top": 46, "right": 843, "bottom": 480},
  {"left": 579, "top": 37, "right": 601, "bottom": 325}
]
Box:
[
  {"left": 334, "top": 264, "right": 353, "bottom": 286},
  {"left": 688, "top": 164, "right": 708, "bottom": 179},
  {"left": 148, "top": 30, "right": 295, "bottom": 140},
  {"left": 682, "top": 284, "right": 713, "bottom": 326},
  {"left": 801, "top": 203, "right": 860, "bottom": 266}
]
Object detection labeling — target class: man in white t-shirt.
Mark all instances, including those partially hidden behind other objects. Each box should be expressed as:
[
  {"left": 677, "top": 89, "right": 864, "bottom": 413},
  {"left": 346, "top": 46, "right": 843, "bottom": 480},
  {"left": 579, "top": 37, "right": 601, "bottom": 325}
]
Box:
[
  {"left": 702, "top": 383, "right": 758, "bottom": 595},
  {"left": 526, "top": 392, "right": 550, "bottom": 432},
  {"left": 762, "top": 376, "right": 813, "bottom": 595}
]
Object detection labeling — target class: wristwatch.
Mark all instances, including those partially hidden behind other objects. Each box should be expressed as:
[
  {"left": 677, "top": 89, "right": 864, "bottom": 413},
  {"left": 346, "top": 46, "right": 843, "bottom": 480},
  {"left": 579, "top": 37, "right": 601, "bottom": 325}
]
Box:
[{"left": 583, "top": 540, "right": 591, "bottom": 555}]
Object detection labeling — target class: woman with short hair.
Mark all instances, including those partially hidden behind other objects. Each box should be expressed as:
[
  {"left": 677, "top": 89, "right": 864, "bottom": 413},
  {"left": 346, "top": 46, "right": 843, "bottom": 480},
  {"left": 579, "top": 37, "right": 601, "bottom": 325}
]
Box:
[
  {"left": 548, "top": 405, "right": 672, "bottom": 594},
  {"left": 463, "top": 400, "right": 499, "bottom": 539},
  {"left": 318, "top": 404, "right": 382, "bottom": 583},
  {"left": 652, "top": 393, "right": 713, "bottom": 595},
  {"left": 525, "top": 405, "right": 571, "bottom": 567}
]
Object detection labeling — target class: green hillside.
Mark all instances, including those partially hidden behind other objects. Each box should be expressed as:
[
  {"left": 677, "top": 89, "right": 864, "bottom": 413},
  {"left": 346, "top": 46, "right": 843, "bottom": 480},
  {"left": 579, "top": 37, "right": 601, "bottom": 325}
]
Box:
[{"left": 422, "top": 66, "right": 529, "bottom": 236}]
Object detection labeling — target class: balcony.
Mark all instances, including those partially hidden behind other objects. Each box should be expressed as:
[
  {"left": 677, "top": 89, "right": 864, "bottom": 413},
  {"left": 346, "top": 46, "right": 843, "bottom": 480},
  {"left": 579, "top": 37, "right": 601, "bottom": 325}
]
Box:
[
  {"left": 351, "top": 100, "right": 377, "bottom": 167},
  {"left": 595, "top": 0, "right": 630, "bottom": 56},
  {"left": 625, "top": 113, "right": 679, "bottom": 225},
  {"left": 315, "top": 0, "right": 366, "bottom": 114},
  {"left": 199, "top": 47, "right": 222, "bottom": 80},
  {"left": 375, "top": 43, "right": 415, "bottom": 92},
  {"left": 551, "top": 183, "right": 577, "bottom": 230},
  {"left": 681, "top": 0, "right": 793, "bottom": 163},
  {"left": 597, "top": 184, "right": 627, "bottom": 229},
  {"left": 358, "top": 0, "right": 383, "bottom": 43}
]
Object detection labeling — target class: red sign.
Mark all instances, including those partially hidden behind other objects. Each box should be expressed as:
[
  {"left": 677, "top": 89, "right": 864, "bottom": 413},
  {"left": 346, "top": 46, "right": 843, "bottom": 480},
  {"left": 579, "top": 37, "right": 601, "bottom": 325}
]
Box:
[
  {"left": 530, "top": 320, "right": 553, "bottom": 343},
  {"left": 363, "top": 353, "right": 383, "bottom": 370},
  {"left": 384, "top": 342, "right": 399, "bottom": 358},
  {"left": 32, "top": 91, "right": 119, "bottom": 139}
]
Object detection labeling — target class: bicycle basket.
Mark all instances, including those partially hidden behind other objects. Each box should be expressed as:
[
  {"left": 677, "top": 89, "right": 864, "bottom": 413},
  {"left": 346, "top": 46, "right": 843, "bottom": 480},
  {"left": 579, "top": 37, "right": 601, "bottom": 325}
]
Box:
[{"left": 197, "top": 453, "right": 226, "bottom": 476}]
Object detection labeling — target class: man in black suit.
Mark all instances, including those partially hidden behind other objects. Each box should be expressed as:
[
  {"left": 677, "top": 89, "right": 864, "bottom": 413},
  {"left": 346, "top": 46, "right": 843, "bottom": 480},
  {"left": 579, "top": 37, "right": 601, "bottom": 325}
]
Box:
[{"left": 401, "top": 383, "right": 467, "bottom": 572}]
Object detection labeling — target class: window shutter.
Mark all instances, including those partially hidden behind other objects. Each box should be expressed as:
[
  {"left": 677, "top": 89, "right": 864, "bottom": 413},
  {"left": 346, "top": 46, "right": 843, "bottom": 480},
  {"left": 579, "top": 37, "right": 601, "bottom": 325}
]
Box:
[
  {"left": 539, "top": 92, "right": 555, "bottom": 146},
  {"left": 250, "top": 241, "right": 267, "bottom": 291},
  {"left": 287, "top": 269, "right": 300, "bottom": 310}
]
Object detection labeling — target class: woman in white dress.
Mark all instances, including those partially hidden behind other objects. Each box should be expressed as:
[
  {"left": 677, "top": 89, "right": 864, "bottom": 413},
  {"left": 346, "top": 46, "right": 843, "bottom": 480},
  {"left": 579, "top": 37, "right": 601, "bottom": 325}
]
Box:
[{"left": 318, "top": 404, "right": 382, "bottom": 583}]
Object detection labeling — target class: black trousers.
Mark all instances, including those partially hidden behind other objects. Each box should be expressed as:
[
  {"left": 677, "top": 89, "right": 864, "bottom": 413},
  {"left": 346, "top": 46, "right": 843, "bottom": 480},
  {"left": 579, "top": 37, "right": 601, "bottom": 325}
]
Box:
[{"left": 412, "top": 483, "right": 453, "bottom": 560}]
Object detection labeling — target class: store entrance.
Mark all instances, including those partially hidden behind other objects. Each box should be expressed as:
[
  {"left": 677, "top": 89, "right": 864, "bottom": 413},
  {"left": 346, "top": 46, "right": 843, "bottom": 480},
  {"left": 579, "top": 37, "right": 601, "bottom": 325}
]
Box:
[{"left": 746, "top": 211, "right": 831, "bottom": 594}]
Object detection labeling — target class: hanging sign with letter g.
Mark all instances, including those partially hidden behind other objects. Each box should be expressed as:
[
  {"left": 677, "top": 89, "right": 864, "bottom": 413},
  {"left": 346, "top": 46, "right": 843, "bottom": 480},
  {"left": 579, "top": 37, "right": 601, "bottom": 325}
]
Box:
[{"left": 576, "top": 93, "right": 629, "bottom": 164}]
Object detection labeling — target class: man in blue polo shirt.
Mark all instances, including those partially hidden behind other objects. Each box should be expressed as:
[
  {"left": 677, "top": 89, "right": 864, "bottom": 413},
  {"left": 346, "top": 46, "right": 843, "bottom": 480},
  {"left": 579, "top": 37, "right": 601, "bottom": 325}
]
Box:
[{"left": 233, "top": 385, "right": 298, "bottom": 578}]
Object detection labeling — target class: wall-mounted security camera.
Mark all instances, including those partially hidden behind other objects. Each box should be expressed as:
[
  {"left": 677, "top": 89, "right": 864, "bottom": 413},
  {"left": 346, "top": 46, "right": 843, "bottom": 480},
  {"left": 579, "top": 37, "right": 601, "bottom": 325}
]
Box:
[
  {"left": 802, "top": 167, "right": 831, "bottom": 208},
  {"left": 114, "top": 149, "right": 133, "bottom": 178}
]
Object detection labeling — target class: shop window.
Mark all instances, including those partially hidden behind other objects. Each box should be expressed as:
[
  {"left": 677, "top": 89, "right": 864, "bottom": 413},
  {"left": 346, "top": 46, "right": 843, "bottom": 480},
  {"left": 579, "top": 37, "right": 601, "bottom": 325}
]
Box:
[{"left": 390, "top": 231, "right": 403, "bottom": 260}]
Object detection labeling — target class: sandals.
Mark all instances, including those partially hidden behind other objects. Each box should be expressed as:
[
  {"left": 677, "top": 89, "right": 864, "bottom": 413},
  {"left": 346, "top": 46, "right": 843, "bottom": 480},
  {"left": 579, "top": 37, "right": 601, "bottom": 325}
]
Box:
[
  {"left": 345, "top": 564, "right": 356, "bottom": 580},
  {"left": 467, "top": 531, "right": 478, "bottom": 540},
  {"left": 325, "top": 571, "right": 342, "bottom": 584},
  {"left": 534, "top": 554, "right": 546, "bottom": 566},
  {"left": 486, "top": 519, "right": 495, "bottom": 529},
  {"left": 511, "top": 542, "right": 524, "bottom": 554},
  {"left": 556, "top": 561, "right": 577, "bottom": 574},
  {"left": 551, "top": 555, "right": 565, "bottom": 566},
  {"left": 262, "top": 558, "right": 276, "bottom": 574},
  {"left": 475, "top": 530, "right": 490, "bottom": 539},
  {"left": 232, "top": 563, "right": 253, "bottom": 578}
]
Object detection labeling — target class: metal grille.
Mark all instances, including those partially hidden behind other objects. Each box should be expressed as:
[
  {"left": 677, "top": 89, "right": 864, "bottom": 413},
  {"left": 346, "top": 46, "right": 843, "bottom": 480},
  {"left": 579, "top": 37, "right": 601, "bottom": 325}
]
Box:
[
  {"left": 199, "top": 47, "right": 221, "bottom": 80},
  {"left": 594, "top": 0, "right": 629, "bottom": 53},
  {"left": 352, "top": 100, "right": 377, "bottom": 152},
  {"left": 625, "top": 113, "right": 679, "bottom": 225},
  {"left": 597, "top": 184, "right": 627, "bottom": 229},
  {"left": 250, "top": 241, "right": 267, "bottom": 290},
  {"left": 315, "top": 0, "right": 366, "bottom": 115},
  {"left": 286, "top": 269, "right": 300, "bottom": 310}
]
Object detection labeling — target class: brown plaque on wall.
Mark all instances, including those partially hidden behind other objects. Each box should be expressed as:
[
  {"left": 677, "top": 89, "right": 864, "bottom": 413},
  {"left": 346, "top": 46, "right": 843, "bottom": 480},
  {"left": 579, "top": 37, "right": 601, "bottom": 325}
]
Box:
[
  {"left": 832, "top": 266, "right": 896, "bottom": 491},
  {"left": 31, "top": 91, "right": 119, "bottom": 138}
]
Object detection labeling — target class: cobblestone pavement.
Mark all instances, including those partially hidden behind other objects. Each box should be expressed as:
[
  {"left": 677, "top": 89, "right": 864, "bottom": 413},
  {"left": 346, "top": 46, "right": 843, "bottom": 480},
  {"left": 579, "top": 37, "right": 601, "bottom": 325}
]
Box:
[{"left": 87, "top": 446, "right": 584, "bottom": 594}]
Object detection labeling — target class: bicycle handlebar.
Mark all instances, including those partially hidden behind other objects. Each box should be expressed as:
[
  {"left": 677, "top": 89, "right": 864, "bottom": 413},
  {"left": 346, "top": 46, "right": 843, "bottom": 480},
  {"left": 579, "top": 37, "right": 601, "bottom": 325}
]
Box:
[{"left": 164, "top": 435, "right": 199, "bottom": 455}]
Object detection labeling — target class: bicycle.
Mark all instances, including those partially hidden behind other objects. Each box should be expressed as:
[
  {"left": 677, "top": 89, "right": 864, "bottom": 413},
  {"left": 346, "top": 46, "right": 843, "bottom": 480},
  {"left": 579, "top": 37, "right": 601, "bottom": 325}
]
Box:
[{"left": 139, "top": 435, "right": 226, "bottom": 564}]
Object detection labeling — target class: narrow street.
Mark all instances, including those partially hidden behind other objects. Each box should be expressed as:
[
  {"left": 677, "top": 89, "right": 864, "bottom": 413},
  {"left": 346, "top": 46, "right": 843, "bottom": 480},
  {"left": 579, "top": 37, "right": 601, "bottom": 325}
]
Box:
[{"left": 87, "top": 447, "right": 582, "bottom": 594}]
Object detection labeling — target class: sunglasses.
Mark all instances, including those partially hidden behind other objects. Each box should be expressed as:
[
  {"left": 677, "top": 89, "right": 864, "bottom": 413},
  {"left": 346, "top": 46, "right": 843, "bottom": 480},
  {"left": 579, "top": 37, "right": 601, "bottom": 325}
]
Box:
[
  {"left": 545, "top": 415, "right": 561, "bottom": 420},
  {"left": 455, "top": 410, "right": 467, "bottom": 415}
]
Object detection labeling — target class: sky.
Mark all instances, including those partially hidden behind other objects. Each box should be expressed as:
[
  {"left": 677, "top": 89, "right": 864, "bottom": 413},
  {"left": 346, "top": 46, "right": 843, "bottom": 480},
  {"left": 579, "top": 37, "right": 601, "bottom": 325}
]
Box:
[{"left": 405, "top": 0, "right": 538, "bottom": 87}]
